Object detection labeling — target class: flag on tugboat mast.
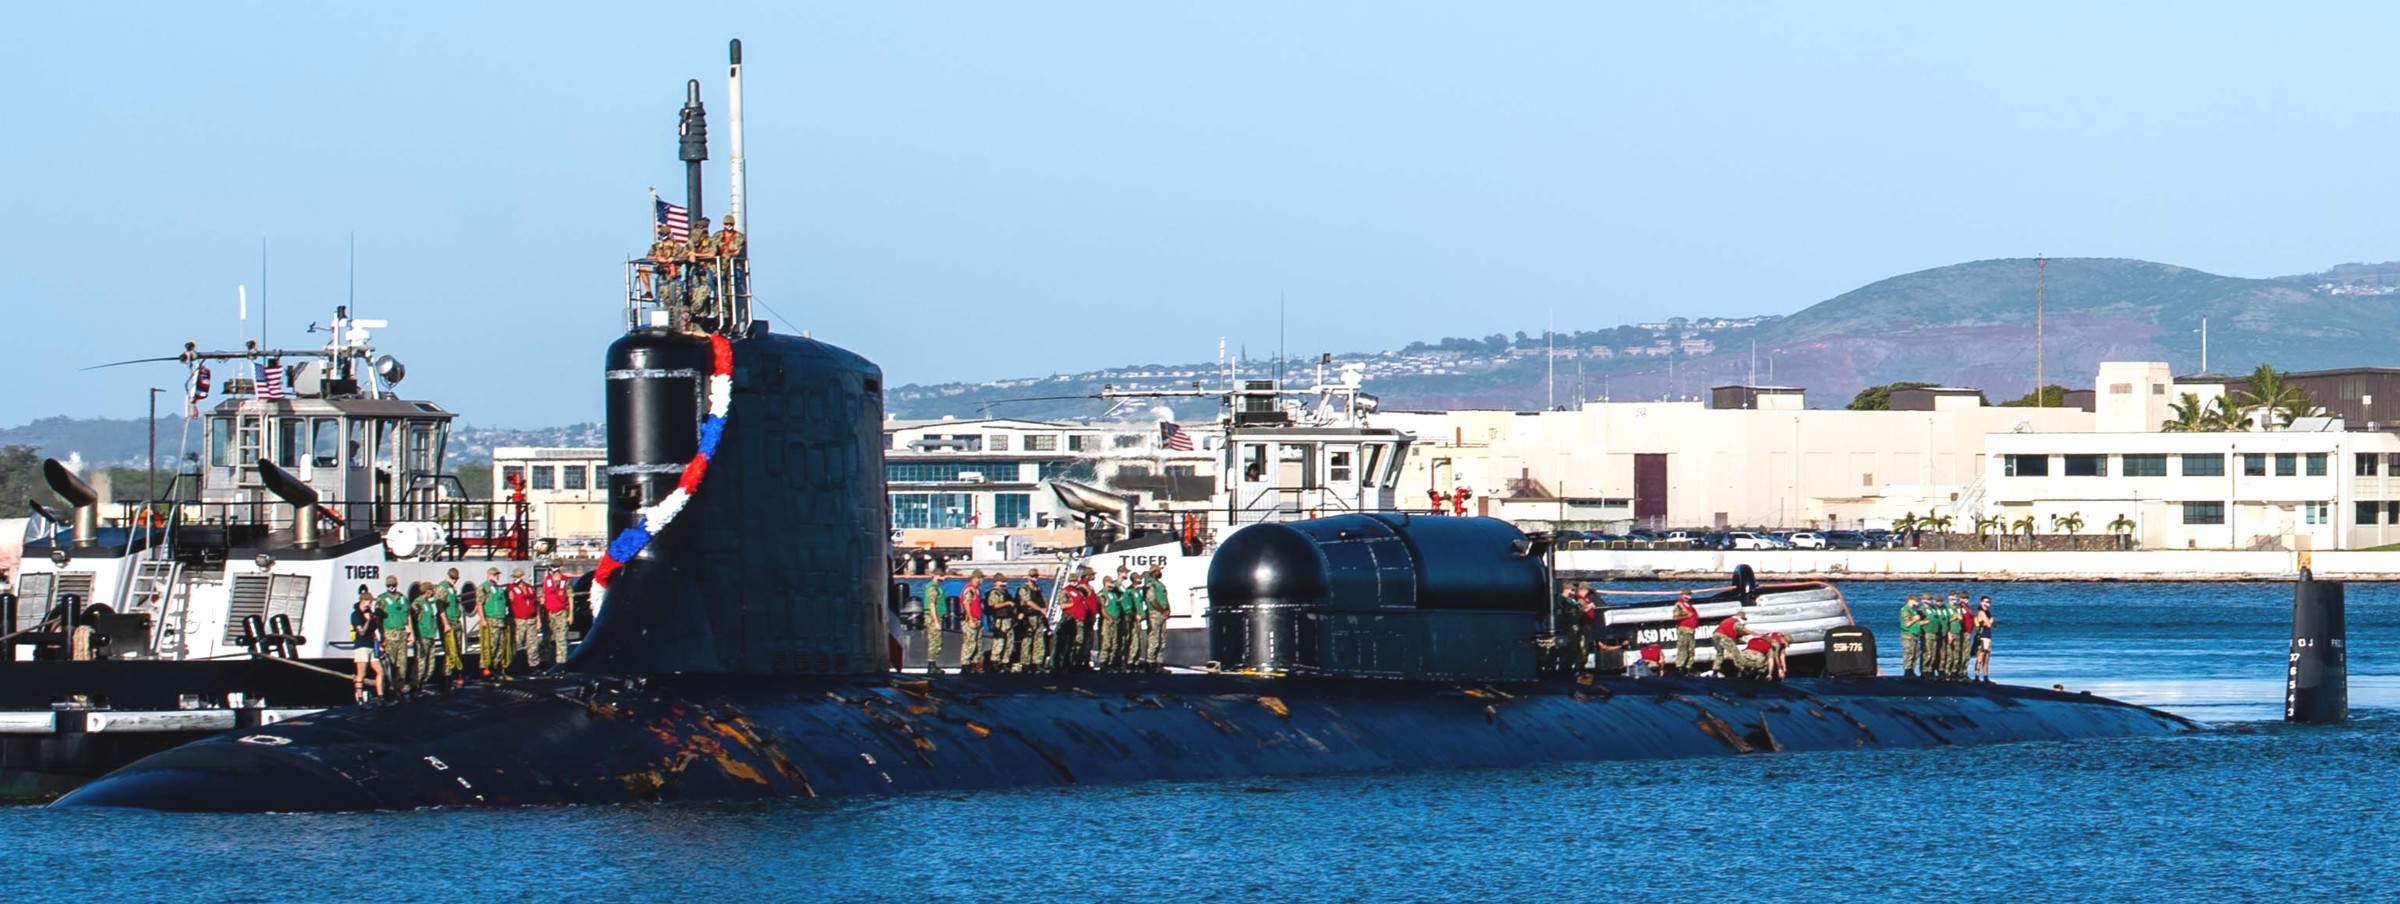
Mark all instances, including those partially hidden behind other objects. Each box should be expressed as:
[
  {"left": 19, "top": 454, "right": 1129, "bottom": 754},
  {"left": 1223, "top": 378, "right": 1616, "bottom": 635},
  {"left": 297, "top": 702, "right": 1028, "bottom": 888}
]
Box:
[
  {"left": 1160, "top": 421, "right": 1194, "bottom": 452},
  {"left": 257, "top": 360, "right": 287, "bottom": 401},
  {"left": 185, "top": 364, "right": 211, "bottom": 418}
]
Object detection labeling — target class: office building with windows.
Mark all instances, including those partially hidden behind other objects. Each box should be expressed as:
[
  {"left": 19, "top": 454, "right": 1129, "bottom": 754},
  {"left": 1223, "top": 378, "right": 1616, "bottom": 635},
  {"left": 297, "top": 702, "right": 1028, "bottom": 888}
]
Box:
[
  {"left": 883, "top": 416, "right": 1219, "bottom": 545},
  {"left": 1981, "top": 362, "right": 2400, "bottom": 550}
]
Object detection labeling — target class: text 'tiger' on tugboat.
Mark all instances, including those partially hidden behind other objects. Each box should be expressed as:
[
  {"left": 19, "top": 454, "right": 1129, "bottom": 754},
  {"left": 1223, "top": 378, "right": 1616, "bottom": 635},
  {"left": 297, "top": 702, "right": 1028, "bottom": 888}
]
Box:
[{"left": 55, "top": 41, "right": 2194, "bottom": 813}]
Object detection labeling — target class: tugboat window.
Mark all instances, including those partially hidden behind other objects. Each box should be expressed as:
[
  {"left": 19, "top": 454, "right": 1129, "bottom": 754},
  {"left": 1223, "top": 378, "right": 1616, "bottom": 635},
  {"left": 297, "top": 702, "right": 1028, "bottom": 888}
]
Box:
[
  {"left": 1361, "top": 445, "right": 1387, "bottom": 488},
  {"left": 209, "top": 418, "right": 232, "bottom": 467},
  {"left": 275, "top": 417, "right": 305, "bottom": 467},
  {"left": 1241, "top": 444, "right": 1267, "bottom": 481},
  {"left": 1328, "top": 448, "right": 1354, "bottom": 483},
  {"left": 312, "top": 418, "right": 339, "bottom": 468}
]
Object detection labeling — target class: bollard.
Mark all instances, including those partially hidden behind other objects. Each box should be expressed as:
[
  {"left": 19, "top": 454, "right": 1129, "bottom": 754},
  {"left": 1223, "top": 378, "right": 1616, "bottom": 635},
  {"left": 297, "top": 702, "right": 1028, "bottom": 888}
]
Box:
[{"left": 2286, "top": 568, "right": 2347, "bottom": 724}]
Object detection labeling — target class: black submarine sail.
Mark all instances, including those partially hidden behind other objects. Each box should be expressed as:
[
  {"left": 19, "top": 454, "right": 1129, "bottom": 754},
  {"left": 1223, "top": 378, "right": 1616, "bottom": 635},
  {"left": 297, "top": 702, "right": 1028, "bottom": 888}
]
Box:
[{"left": 56, "top": 44, "right": 2193, "bottom": 813}]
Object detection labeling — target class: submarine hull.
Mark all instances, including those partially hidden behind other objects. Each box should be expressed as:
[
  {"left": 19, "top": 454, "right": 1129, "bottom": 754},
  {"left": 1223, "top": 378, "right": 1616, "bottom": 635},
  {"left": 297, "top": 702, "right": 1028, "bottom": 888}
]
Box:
[{"left": 55, "top": 672, "right": 2194, "bottom": 811}]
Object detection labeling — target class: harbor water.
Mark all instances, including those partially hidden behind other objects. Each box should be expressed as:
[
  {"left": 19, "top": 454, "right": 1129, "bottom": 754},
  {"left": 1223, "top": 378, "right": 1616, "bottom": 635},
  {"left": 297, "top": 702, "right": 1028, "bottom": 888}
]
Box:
[{"left": 4, "top": 580, "right": 2395, "bottom": 902}]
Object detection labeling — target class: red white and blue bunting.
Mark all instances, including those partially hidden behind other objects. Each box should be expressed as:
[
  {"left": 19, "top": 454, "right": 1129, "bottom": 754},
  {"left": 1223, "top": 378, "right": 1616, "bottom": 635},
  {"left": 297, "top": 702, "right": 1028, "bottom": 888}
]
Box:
[{"left": 590, "top": 334, "right": 734, "bottom": 610}]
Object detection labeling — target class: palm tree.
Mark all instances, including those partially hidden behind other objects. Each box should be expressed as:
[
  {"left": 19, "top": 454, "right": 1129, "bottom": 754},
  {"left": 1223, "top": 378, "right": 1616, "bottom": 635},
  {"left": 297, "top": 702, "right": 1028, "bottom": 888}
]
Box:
[
  {"left": 1975, "top": 515, "right": 2004, "bottom": 549},
  {"left": 2106, "top": 513, "right": 2136, "bottom": 550},
  {"left": 1926, "top": 513, "right": 1954, "bottom": 549},
  {"left": 2162, "top": 393, "right": 2208, "bottom": 432},
  {"left": 2203, "top": 395, "right": 2252, "bottom": 432},
  {"left": 2010, "top": 515, "right": 2037, "bottom": 549},
  {"left": 2238, "top": 363, "right": 2317, "bottom": 429},
  {"left": 2054, "top": 511, "right": 2085, "bottom": 550},
  {"left": 1894, "top": 512, "right": 1921, "bottom": 548}
]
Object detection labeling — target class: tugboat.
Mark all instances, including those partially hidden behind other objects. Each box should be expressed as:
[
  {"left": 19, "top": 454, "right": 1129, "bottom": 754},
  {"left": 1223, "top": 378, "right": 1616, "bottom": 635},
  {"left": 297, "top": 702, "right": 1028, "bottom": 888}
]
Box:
[
  {"left": 55, "top": 42, "right": 2193, "bottom": 813},
  {"left": 1, "top": 310, "right": 537, "bottom": 797}
]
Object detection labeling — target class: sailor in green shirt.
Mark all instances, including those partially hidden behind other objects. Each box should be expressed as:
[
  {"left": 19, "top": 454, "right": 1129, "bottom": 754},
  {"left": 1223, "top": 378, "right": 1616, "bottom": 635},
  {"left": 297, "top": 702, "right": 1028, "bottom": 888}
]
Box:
[
  {"left": 376, "top": 576, "right": 412, "bottom": 694},
  {"left": 921, "top": 576, "right": 950, "bottom": 675},
  {"left": 1140, "top": 565, "right": 1171, "bottom": 672},
  {"left": 1095, "top": 576, "right": 1124, "bottom": 672},
  {"left": 435, "top": 570, "right": 465, "bottom": 682},
  {"left": 1898, "top": 594, "right": 1925, "bottom": 678},
  {"left": 408, "top": 582, "right": 442, "bottom": 691},
  {"left": 1107, "top": 569, "right": 1139, "bottom": 672},
  {"left": 1939, "top": 594, "right": 1958, "bottom": 680},
  {"left": 478, "top": 566, "right": 509, "bottom": 677}
]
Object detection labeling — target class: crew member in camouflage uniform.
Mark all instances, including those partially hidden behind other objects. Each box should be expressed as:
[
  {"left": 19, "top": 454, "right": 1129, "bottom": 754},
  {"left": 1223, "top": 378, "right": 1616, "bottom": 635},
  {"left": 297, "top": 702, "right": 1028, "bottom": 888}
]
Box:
[
  {"left": 1947, "top": 595, "right": 1971, "bottom": 679},
  {"left": 375, "top": 576, "right": 412, "bottom": 695},
  {"left": 436, "top": 569, "right": 465, "bottom": 683},
  {"left": 1015, "top": 570, "right": 1049, "bottom": 671},
  {"left": 1141, "top": 564, "right": 1171, "bottom": 671},
  {"left": 648, "top": 224, "right": 689, "bottom": 309},
  {"left": 920, "top": 576, "right": 950, "bottom": 674},
  {"left": 984, "top": 575, "right": 1018, "bottom": 671},
  {"left": 686, "top": 217, "right": 717, "bottom": 322},
  {"left": 1898, "top": 595, "right": 1924, "bottom": 677},
  {"left": 408, "top": 582, "right": 442, "bottom": 691},
  {"left": 959, "top": 572, "right": 986, "bottom": 672},
  {"left": 477, "top": 567, "right": 509, "bottom": 677},
  {"left": 507, "top": 568, "right": 541, "bottom": 673},
  {"left": 1094, "top": 576, "right": 1122, "bottom": 671}
]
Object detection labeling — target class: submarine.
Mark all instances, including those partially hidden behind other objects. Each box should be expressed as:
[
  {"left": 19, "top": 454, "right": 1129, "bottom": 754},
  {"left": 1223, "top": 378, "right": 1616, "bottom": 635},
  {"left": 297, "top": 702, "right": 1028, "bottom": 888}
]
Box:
[{"left": 54, "top": 43, "right": 2194, "bottom": 812}]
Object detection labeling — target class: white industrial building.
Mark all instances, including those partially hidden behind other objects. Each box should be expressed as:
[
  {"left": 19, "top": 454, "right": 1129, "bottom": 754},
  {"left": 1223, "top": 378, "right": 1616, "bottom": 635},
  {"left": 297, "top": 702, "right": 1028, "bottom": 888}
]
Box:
[{"left": 1981, "top": 362, "right": 2400, "bottom": 551}]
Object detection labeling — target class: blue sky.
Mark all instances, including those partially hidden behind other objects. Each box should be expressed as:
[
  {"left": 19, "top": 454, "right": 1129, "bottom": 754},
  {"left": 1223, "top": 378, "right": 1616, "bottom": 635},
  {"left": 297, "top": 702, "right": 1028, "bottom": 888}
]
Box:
[{"left": 6, "top": 3, "right": 2399, "bottom": 427}]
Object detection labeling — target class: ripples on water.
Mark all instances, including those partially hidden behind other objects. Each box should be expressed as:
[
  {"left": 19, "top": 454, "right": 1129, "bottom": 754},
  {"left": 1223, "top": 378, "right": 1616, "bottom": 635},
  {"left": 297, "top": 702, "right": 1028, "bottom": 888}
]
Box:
[{"left": 5, "top": 582, "right": 2394, "bottom": 902}]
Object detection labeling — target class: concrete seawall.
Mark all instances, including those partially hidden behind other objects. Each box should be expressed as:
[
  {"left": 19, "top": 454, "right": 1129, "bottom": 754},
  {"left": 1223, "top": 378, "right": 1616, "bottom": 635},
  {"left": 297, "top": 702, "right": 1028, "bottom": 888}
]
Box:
[{"left": 1556, "top": 548, "right": 2400, "bottom": 581}]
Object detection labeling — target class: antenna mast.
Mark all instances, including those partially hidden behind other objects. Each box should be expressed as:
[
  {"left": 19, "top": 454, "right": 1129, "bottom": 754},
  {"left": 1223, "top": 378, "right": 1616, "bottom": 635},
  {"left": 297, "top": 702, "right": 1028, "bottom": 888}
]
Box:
[
  {"left": 2035, "top": 255, "right": 2047, "bottom": 406},
  {"left": 727, "top": 39, "right": 746, "bottom": 241}
]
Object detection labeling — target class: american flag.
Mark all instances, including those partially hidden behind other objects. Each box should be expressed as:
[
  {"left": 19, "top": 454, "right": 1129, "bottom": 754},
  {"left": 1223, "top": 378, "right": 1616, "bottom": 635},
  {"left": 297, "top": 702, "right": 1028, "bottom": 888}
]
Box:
[
  {"left": 655, "top": 197, "right": 691, "bottom": 242},
  {"left": 1159, "top": 421, "right": 1194, "bottom": 452},
  {"left": 257, "top": 360, "right": 287, "bottom": 400}
]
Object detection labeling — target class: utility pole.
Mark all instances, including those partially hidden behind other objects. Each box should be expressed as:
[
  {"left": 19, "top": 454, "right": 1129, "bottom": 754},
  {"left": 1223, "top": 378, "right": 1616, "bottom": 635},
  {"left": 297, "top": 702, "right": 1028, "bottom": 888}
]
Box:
[
  {"left": 148, "top": 387, "right": 163, "bottom": 504},
  {"left": 2035, "top": 256, "right": 2047, "bottom": 407}
]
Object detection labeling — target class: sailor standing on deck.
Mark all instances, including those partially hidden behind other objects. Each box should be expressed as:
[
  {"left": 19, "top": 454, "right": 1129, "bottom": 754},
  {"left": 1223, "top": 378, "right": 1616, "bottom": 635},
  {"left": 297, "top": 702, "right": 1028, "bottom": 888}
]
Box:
[
  {"left": 959, "top": 572, "right": 986, "bottom": 672},
  {"left": 436, "top": 569, "right": 465, "bottom": 685},
  {"left": 1141, "top": 564, "right": 1171, "bottom": 671},
  {"left": 1096, "top": 575, "right": 1126, "bottom": 671},
  {"left": 1935, "top": 594, "right": 1961, "bottom": 679},
  {"left": 921, "top": 576, "right": 950, "bottom": 674},
  {"left": 985, "top": 575, "right": 1019, "bottom": 671},
  {"left": 1949, "top": 595, "right": 1973, "bottom": 679},
  {"left": 1899, "top": 595, "right": 1926, "bottom": 677},
  {"left": 376, "top": 577, "right": 412, "bottom": 695},
  {"left": 477, "top": 567, "right": 508, "bottom": 678},
  {"left": 1672, "top": 592, "right": 1700, "bottom": 674},
  {"left": 541, "top": 568, "right": 574, "bottom": 667},
  {"left": 1016, "top": 570, "right": 1049, "bottom": 671},
  {"left": 506, "top": 569, "right": 540, "bottom": 674},
  {"left": 408, "top": 582, "right": 442, "bottom": 692}
]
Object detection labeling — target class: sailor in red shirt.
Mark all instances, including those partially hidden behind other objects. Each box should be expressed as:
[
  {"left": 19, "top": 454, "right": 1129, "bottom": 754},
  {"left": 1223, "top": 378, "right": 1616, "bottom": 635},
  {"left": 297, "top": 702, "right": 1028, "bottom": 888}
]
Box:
[
  {"left": 539, "top": 568, "right": 574, "bottom": 668},
  {"left": 1713, "top": 613, "right": 1752, "bottom": 677},
  {"left": 1635, "top": 644, "right": 1664, "bottom": 678},
  {"left": 505, "top": 568, "right": 539, "bottom": 675},
  {"left": 1671, "top": 593, "right": 1700, "bottom": 674}
]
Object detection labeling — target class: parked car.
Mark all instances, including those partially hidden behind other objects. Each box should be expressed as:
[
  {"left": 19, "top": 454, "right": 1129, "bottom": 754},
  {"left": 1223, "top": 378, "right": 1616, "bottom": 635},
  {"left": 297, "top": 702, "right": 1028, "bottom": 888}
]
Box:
[
  {"left": 1726, "top": 531, "right": 1782, "bottom": 550},
  {"left": 1823, "top": 530, "right": 1870, "bottom": 549},
  {"left": 1786, "top": 531, "right": 1828, "bottom": 549},
  {"left": 1860, "top": 529, "right": 1900, "bottom": 549}
]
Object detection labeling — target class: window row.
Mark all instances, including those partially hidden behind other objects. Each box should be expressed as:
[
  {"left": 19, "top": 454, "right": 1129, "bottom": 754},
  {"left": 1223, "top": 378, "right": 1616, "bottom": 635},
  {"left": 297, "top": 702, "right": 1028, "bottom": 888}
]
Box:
[
  {"left": 2183, "top": 500, "right": 2333, "bottom": 525},
  {"left": 2008, "top": 452, "right": 2327, "bottom": 478},
  {"left": 499, "top": 464, "right": 592, "bottom": 491}
]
